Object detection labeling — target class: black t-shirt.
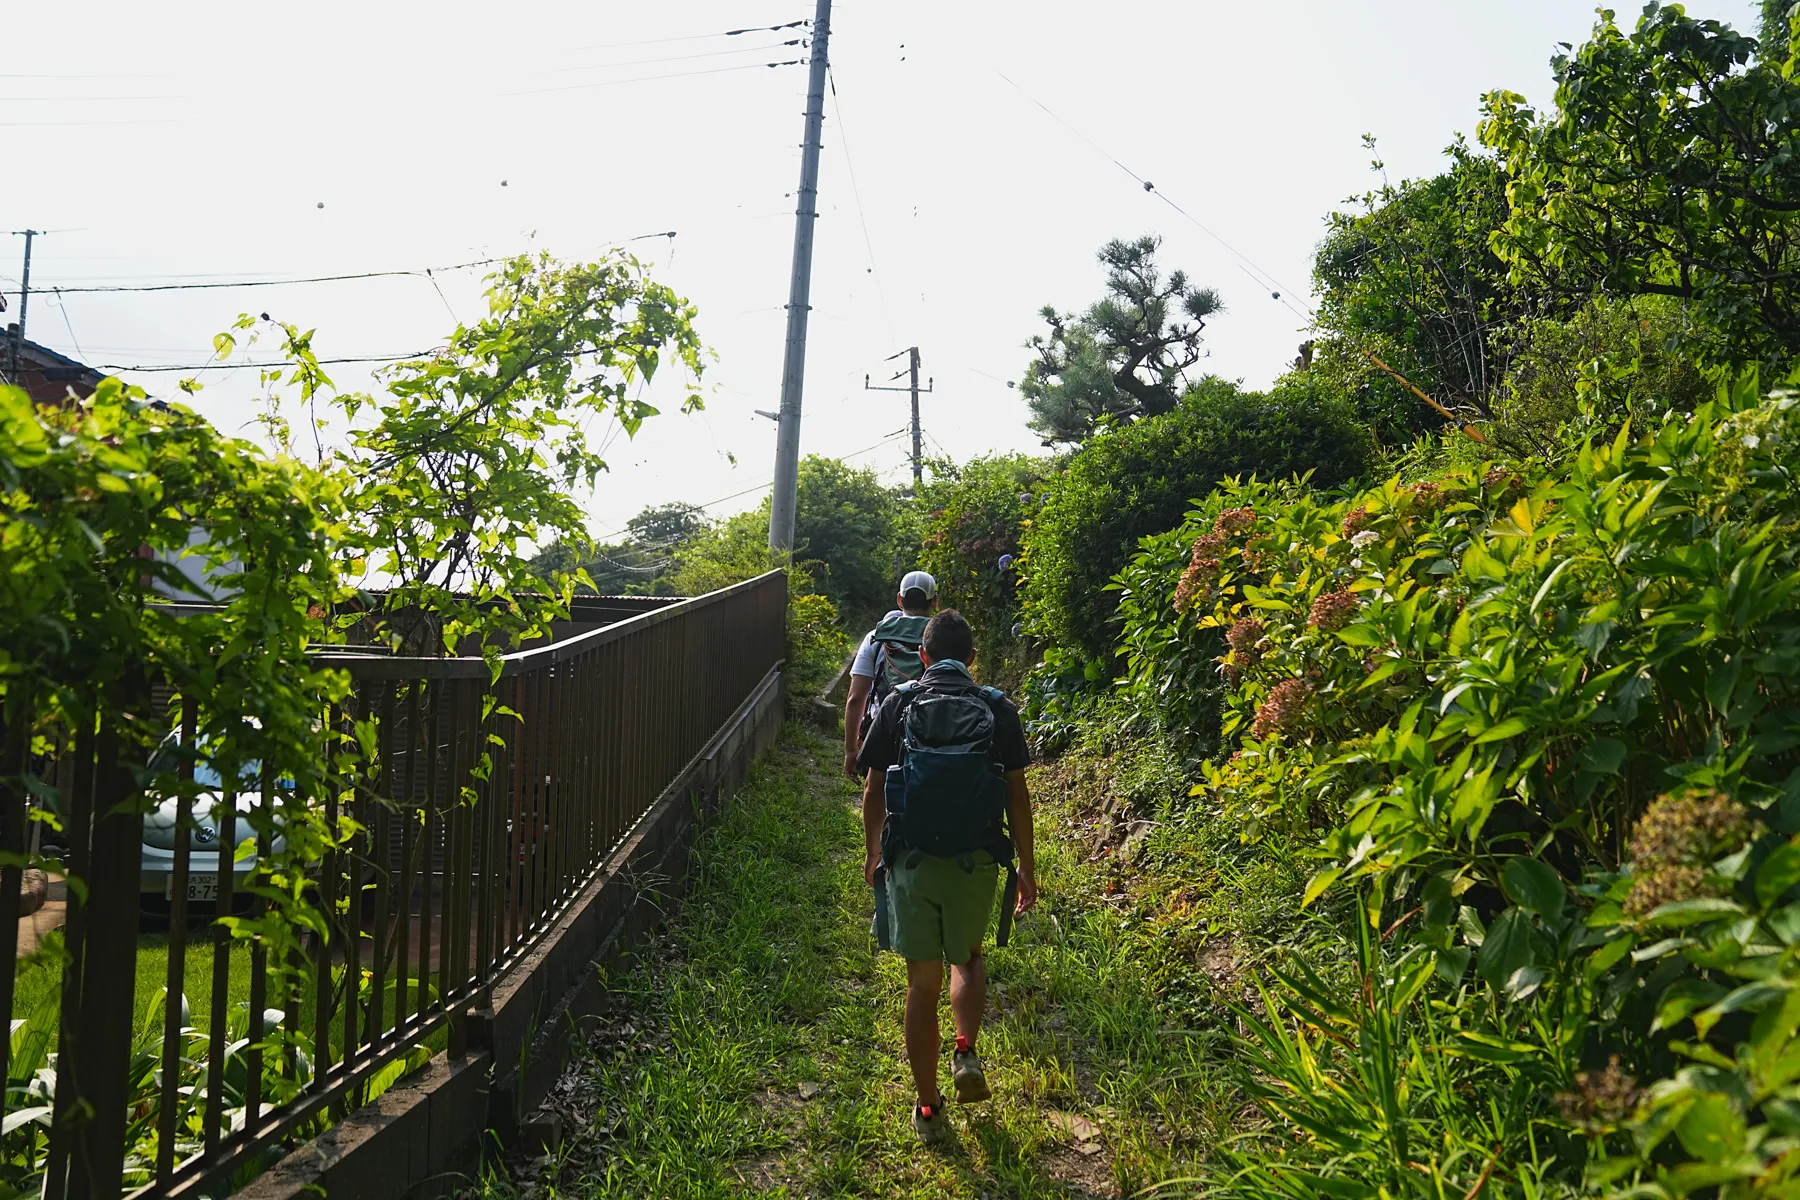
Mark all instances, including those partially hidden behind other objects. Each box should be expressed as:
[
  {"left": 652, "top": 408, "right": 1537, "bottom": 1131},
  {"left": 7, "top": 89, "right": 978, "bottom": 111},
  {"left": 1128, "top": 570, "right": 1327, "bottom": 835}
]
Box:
[{"left": 856, "top": 665, "right": 1031, "bottom": 777}]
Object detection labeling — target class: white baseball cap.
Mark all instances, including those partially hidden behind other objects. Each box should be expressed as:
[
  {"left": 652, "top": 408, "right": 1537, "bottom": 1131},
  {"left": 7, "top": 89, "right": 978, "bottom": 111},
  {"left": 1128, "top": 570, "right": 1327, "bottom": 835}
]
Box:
[{"left": 898, "top": 570, "right": 937, "bottom": 601}]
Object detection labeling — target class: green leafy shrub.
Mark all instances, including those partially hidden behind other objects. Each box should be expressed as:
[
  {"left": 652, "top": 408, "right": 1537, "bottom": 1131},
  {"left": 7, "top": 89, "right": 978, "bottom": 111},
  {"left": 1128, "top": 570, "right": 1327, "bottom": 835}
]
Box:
[
  {"left": 1123, "top": 374, "right": 1800, "bottom": 1193},
  {"left": 916, "top": 454, "right": 1048, "bottom": 689},
  {"left": 791, "top": 455, "right": 906, "bottom": 626},
  {"left": 1023, "top": 375, "right": 1374, "bottom": 668},
  {"left": 1493, "top": 295, "right": 1710, "bottom": 456},
  {"left": 1310, "top": 141, "right": 1532, "bottom": 444},
  {"left": 1481, "top": 5, "right": 1800, "bottom": 375},
  {"left": 663, "top": 505, "right": 848, "bottom": 699}
]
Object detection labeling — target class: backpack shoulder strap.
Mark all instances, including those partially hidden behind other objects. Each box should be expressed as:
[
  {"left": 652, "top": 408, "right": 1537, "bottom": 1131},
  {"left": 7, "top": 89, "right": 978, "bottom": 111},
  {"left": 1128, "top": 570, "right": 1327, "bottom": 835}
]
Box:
[{"left": 978, "top": 685, "right": 1007, "bottom": 704}]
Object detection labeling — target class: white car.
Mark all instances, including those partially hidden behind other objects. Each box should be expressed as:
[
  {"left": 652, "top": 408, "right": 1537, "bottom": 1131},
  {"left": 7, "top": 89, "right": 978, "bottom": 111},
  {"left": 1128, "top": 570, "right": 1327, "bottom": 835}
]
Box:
[{"left": 139, "top": 739, "right": 288, "bottom": 913}]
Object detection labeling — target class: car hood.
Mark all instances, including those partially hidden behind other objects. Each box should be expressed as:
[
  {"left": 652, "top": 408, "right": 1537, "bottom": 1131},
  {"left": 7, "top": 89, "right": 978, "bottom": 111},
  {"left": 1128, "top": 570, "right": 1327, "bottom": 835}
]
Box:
[{"left": 142, "top": 792, "right": 284, "bottom": 853}]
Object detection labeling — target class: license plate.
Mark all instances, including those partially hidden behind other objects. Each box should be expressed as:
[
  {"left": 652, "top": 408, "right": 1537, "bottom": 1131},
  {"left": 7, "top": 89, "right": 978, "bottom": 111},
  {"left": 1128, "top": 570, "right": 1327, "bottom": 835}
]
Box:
[{"left": 167, "top": 875, "right": 218, "bottom": 902}]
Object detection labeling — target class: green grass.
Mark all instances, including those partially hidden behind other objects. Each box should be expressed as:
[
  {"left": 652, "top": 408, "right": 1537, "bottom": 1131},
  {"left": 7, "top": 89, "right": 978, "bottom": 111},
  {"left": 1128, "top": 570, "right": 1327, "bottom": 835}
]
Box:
[
  {"left": 12, "top": 932, "right": 447, "bottom": 1061},
  {"left": 481, "top": 725, "right": 1240, "bottom": 1199},
  {"left": 12, "top": 931, "right": 256, "bottom": 1042}
]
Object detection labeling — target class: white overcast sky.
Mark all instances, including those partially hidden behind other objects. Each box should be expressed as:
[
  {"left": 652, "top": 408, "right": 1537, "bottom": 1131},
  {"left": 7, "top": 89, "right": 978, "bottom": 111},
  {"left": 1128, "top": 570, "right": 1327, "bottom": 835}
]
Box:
[{"left": 5, "top": 1, "right": 1758, "bottom": 540}]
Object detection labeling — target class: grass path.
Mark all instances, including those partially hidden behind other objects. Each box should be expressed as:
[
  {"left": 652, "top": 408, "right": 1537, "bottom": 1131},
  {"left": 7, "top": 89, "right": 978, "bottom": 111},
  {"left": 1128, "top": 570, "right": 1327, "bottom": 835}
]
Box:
[{"left": 484, "top": 725, "right": 1226, "bottom": 1200}]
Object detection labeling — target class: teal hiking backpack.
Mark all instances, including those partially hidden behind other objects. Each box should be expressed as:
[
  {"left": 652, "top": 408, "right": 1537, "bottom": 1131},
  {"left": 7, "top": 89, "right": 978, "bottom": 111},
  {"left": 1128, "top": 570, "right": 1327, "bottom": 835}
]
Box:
[
  {"left": 868, "top": 612, "right": 928, "bottom": 701},
  {"left": 880, "top": 677, "right": 1020, "bottom": 944}
]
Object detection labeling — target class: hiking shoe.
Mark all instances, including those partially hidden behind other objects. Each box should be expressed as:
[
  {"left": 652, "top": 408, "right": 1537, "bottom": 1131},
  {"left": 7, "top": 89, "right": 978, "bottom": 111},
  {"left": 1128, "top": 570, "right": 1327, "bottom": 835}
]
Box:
[
  {"left": 952, "top": 1037, "right": 991, "bottom": 1103},
  {"left": 913, "top": 1098, "right": 951, "bottom": 1145}
]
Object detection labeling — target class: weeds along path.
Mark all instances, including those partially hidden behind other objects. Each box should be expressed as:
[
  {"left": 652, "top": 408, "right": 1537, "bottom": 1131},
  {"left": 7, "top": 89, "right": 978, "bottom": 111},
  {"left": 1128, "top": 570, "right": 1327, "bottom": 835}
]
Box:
[{"left": 483, "top": 725, "right": 1223, "bottom": 1199}]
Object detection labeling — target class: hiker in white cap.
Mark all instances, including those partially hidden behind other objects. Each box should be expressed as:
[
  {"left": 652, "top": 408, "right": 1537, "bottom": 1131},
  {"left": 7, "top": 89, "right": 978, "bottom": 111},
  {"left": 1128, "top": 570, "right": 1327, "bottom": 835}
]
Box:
[{"left": 843, "top": 570, "right": 938, "bottom": 779}]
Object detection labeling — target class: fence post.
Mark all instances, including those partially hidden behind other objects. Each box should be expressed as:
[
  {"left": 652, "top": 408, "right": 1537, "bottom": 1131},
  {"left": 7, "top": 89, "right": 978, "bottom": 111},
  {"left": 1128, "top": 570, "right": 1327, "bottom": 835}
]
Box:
[
  {"left": 66, "top": 674, "right": 147, "bottom": 1199},
  {"left": 0, "top": 678, "right": 31, "bottom": 1103}
]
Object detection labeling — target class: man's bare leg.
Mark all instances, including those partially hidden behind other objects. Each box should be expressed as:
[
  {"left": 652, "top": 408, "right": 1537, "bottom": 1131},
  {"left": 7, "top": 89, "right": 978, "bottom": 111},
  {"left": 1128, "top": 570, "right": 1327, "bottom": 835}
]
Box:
[
  {"left": 904, "top": 958, "right": 945, "bottom": 1104},
  {"left": 949, "top": 949, "right": 985, "bottom": 1045}
]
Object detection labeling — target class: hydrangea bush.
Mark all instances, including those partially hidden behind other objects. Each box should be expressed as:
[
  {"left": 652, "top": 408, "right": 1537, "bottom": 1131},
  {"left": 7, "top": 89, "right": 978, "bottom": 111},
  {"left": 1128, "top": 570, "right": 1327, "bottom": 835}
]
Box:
[{"left": 1119, "top": 377, "right": 1800, "bottom": 1195}]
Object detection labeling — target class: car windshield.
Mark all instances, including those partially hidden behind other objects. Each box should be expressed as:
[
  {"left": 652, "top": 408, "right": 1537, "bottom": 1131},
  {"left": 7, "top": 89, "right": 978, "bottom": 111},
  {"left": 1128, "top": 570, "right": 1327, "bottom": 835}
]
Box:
[
  {"left": 194, "top": 760, "right": 263, "bottom": 790},
  {"left": 149, "top": 739, "right": 266, "bottom": 791}
]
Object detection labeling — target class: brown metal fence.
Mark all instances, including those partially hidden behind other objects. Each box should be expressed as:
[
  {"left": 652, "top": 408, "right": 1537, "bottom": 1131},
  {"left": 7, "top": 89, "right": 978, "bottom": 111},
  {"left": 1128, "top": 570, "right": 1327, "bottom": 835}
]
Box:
[{"left": 0, "top": 570, "right": 786, "bottom": 1199}]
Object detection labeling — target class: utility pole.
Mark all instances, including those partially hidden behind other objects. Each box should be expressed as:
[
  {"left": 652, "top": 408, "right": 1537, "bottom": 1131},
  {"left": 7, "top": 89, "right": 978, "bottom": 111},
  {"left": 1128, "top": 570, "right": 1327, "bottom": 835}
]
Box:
[
  {"left": 767, "top": 0, "right": 832, "bottom": 554},
  {"left": 6, "top": 230, "right": 36, "bottom": 386},
  {"left": 864, "top": 346, "right": 933, "bottom": 491}
]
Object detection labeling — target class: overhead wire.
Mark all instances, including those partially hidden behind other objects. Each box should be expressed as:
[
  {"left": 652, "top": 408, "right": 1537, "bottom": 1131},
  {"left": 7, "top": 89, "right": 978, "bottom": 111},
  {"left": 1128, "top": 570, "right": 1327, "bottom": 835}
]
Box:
[
  {"left": 996, "top": 72, "right": 1316, "bottom": 325},
  {"left": 827, "top": 66, "right": 895, "bottom": 345},
  {"left": 3, "top": 229, "right": 679, "bottom": 299},
  {"left": 566, "top": 18, "right": 807, "bottom": 52},
  {"left": 423, "top": 269, "right": 461, "bottom": 325},
  {"left": 3, "top": 257, "right": 504, "bottom": 297},
  {"left": 532, "top": 38, "right": 806, "bottom": 77},
  {"left": 498, "top": 58, "right": 806, "bottom": 97},
  {"left": 49, "top": 289, "right": 89, "bottom": 364},
  {"left": 96, "top": 352, "right": 425, "bottom": 373},
  {"left": 1, "top": 118, "right": 188, "bottom": 127}
]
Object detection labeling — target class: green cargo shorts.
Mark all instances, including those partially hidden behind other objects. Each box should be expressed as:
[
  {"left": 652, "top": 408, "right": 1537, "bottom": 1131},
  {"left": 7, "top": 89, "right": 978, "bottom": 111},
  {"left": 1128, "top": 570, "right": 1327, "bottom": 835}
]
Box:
[{"left": 886, "top": 851, "right": 999, "bottom": 965}]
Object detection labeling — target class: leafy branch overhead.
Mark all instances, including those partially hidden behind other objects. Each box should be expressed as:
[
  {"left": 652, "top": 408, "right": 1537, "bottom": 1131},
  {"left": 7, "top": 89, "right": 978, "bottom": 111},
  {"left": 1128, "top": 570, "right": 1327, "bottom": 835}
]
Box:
[
  {"left": 1480, "top": 5, "right": 1800, "bottom": 372},
  {"left": 1020, "top": 235, "right": 1222, "bottom": 444},
  {"left": 225, "top": 250, "right": 706, "bottom": 658}
]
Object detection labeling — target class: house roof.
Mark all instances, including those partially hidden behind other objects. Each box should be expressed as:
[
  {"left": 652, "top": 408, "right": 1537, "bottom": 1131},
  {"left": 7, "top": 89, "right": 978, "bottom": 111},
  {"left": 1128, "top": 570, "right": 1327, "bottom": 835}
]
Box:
[{"left": 7, "top": 332, "right": 106, "bottom": 391}]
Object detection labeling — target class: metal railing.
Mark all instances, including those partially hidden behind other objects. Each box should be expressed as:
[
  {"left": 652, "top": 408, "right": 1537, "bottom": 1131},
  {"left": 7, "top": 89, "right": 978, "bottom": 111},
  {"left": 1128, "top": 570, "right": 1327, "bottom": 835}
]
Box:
[{"left": 1, "top": 570, "right": 786, "bottom": 1199}]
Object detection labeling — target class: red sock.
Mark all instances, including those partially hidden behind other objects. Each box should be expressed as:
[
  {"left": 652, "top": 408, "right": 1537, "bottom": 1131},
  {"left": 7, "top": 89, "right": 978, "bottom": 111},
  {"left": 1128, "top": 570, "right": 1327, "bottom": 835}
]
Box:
[{"left": 954, "top": 1034, "right": 970, "bottom": 1054}]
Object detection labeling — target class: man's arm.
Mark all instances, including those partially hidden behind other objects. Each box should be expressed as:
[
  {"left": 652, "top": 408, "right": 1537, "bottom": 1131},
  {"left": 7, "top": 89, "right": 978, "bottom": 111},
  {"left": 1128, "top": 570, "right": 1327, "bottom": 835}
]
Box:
[
  {"left": 844, "top": 675, "right": 873, "bottom": 779},
  {"left": 1005, "top": 769, "right": 1037, "bottom": 914},
  {"left": 862, "top": 768, "right": 887, "bottom": 885}
]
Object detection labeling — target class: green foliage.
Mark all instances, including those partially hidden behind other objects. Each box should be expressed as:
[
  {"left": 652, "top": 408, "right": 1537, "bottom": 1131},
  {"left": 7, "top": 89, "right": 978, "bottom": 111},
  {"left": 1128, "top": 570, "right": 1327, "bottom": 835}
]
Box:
[
  {"left": 0, "top": 248, "right": 709, "bottom": 1187},
  {"left": 1115, "top": 478, "right": 1314, "bottom": 763},
  {"left": 915, "top": 454, "right": 1048, "bottom": 689},
  {"left": 1311, "top": 140, "right": 1532, "bottom": 443},
  {"left": 1494, "top": 295, "right": 1709, "bottom": 456},
  {"left": 1023, "top": 376, "right": 1374, "bottom": 668},
  {"left": 1481, "top": 6, "right": 1800, "bottom": 374},
  {"left": 1195, "top": 916, "right": 1579, "bottom": 1200},
  {"left": 662, "top": 505, "right": 849, "bottom": 700},
  {"left": 249, "top": 250, "right": 707, "bottom": 659},
  {"left": 665, "top": 508, "right": 775, "bottom": 599},
  {"left": 0, "top": 374, "right": 347, "bottom": 932},
  {"left": 791, "top": 455, "right": 905, "bottom": 625},
  {"left": 625, "top": 501, "right": 707, "bottom": 547},
  {"left": 1019, "top": 236, "right": 1223, "bottom": 445},
  {"left": 1118, "top": 372, "right": 1800, "bottom": 1193}
]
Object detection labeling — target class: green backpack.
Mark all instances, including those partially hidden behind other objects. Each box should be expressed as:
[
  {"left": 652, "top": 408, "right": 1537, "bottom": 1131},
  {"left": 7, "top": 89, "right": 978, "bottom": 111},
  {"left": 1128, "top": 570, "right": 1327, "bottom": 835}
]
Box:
[{"left": 869, "top": 612, "right": 928, "bottom": 703}]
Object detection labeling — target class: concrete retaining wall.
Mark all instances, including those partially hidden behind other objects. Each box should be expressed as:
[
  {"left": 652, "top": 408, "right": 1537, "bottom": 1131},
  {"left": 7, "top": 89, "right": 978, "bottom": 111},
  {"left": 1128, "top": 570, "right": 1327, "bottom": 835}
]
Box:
[{"left": 239, "top": 665, "right": 785, "bottom": 1200}]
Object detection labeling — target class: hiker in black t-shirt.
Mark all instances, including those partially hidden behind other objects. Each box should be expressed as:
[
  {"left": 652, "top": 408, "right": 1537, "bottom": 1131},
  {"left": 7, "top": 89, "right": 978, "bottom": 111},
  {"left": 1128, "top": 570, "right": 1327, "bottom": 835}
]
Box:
[{"left": 857, "top": 609, "right": 1037, "bottom": 1145}]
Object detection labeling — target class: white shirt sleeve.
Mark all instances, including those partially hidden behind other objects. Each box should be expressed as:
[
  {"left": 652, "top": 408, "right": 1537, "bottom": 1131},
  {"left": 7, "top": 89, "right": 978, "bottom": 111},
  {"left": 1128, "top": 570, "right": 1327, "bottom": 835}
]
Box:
[{"left": 850, "top": 631, "right": 879, "bottom": 678}]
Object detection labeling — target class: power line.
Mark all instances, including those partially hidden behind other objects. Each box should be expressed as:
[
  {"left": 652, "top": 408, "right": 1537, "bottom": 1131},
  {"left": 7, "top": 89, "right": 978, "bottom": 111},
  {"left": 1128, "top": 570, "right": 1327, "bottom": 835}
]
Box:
[
  {"left": 2, "top": 257, "right": 503, "bottom": 297},
  {"left": 2, "top": 94, "right": 184, "bottom": 102},
  {"left": 1, "top": 230, "right": 677, "bottom": 299},
  {"left": 498, "top": 58, "right": 806, "bottom": 98},
  {"left": 533, "top": 38, "right": 806, "bottom": 77},
  {"left": 827, "top": 66, "right": 894, "bottom": 344},
  {"left": 566, "top": 18, "right": 807, "bottom": 52},
  {"left": 97, "top": 352, "right": 425, "bottom": 373},
  {"left": 50, "top": 290, "right": 88, "bottom": 364},
  {"left": 0, "top": 118, "right": 187, "bottom": 127},
  {"left": 996, "top": 72, "right": 1315, "bottom": 323}
]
